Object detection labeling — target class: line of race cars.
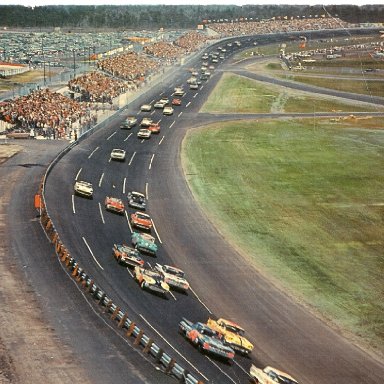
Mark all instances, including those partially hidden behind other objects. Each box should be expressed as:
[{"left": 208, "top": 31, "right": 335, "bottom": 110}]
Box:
[{"left": 72, "top": 43, "right": 299, "bottom": 383}]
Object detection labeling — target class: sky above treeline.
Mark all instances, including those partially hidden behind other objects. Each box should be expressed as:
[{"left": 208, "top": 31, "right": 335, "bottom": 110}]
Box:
[{"left": 2, "top": 1, "right": 380, "bottom": 7}]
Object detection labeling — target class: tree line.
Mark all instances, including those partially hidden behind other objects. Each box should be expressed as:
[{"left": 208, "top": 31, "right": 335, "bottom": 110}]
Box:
[{"left": 0, "top": 4, "right": 383, "bottom": 30}]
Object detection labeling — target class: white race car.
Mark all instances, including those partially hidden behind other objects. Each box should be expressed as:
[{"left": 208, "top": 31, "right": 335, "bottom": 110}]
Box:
[
  {"left": 74, "top": 180, "right": 93, "bottom": 198},
  {"left": 250, "top": 365, "right": 298, "bottom": 384},
  {"left": 110, "top": 149, "right": 126, "bottom": 161},
  {"left": 154, "top": 263, "right": 190, "bottom": 292}
]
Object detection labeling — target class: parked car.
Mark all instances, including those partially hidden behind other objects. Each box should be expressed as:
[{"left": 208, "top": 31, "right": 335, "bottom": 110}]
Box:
[
  {"left": 112, "top": 244, "right": 144, "bottom": 267},
  {"left": 110, "top": 148, "right": 126, "bottom": 161},
  {"left": 127, "top": 191, "right": 146, "bottom": 210},
  {"left": 74, "top": 180, "right": 93, "bottom": 198}
]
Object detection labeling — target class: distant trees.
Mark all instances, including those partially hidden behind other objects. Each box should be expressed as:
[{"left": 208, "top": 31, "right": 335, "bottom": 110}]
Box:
[{"left": 0, "top": 4, "right": 382, "bottom": 30}]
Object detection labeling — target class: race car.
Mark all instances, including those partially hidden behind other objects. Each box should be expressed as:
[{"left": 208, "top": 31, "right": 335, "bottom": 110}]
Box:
[
  {"left": 133, "top": 265, "right": 170, "bottom": 296},
  {"left": 120, "top": 116, "right": 137, "bottom": 129},
  {"left": 137, "top": 129, "right": 151, "bottom": 139},
  {"left": 130, "top": 211, "right": 152, "bottom": 231},
  {"left": 163, "top": 106, "right": 174, "bottom": 115},
  {"left": 206, "top": 318, "right": 254, "bottom": 355},
  {"left": 104, "top": 196, "right": 125, "bottom": 214},
  {"left": 110, "top": 148, "right": 126, "bottom": 161},
  {"left": 154, "top": 263, "right": 190, "bottom": 292},
  {"left": 172, "top": 98, "right": 182, "bottom": 106},
  {"left": 178, "top": 318, "right": 235, "bottom": 363},
  {"left": 112, "top": 244, "right": 144, "bottom": 268},
  {"left": 131, "top": 231, "right": 157, "bottom": 256},
  {"left": 127, "top": 191, "right": 146, "bottom": 210},
  {"left": 140, "top": 104, "right": 152, "bottom": 112},
  {"left": 140, "top": 117, "right": 153, "bottom": 127},
  {"left": 173, "top": 87, "right": 184, "bottom": 96},
  {"left": 147, "top": 123, "right": 160, "bottom": 134},
  {"left": 74, "top": 180, "right": 93, "bottom": 198},
  {"left": 249, "top": 365, "right": 299, "bottom": 384}
]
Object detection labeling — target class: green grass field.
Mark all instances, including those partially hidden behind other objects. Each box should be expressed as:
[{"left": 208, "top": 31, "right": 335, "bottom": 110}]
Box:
[
  {"left": 201, "top": 73, "right": 383, "bottom": 113},
  {"left": 182, "top": 118, "right": 384, "bottom": 354}
]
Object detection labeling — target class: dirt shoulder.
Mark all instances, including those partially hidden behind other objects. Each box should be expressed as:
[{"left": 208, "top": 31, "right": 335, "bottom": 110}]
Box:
[{"left": 0, "top": 142, "right": 90, "bottom": 384}]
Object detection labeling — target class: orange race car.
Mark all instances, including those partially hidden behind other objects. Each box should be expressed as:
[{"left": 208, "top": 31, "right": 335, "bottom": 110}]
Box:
[
  {"left": 104, "top": 196, "right": 125, "bottom": 214},
  {"left": 130, "top": 211, "right": 152, "bottom": 231},
  {"left": 147, "top": 123, "right": 161, "bottom": 134},
  {"left": 172, "top": 98, "right": 182, "bottom": 106}
]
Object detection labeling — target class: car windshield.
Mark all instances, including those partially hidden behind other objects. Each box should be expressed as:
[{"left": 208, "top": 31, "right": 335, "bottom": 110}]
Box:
[
  {"left": 136, "top": 213, "right": 150, "bottom": 220},
  {"left": 267, "top": 371, "right": 297, "bottom": 384}
]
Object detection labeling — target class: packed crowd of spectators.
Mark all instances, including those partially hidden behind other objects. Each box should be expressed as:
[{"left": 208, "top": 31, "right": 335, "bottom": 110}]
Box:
[
  {"left": 97, "top": 51, "right": 160, "bottom": 86},
  {"left": 0, "top": 88, "right": 89, "bottom": 138},
  {"left": 207, "top": 17, "right": 352, "bottom": 37},
  {"left": 68, "top": 71, "right": 128, "bottom": 103},
  {"left": 0, "top": 18, "right": 359, "bottom": 139}
]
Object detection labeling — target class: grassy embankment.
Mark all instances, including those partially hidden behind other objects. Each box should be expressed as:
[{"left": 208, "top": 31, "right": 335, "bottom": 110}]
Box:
[{"left": 183, "top": 74, "right": 384, "bottom": 355}]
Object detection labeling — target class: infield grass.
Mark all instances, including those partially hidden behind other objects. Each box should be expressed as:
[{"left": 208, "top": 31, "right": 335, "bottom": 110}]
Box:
[
  {"left": 201, "top": 73, "right": 382, "bottom": 113},
  {"left": 182, "top": 118, "right": 384, "bottom": 354}
]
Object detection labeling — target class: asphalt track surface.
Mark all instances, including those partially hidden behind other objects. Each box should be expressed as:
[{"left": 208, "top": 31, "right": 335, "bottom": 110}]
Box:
[{"left": 7, "top": 31, "right": 384, "bottom": 384}]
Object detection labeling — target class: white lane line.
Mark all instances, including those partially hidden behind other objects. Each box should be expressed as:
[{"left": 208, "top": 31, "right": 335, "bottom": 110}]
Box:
[
  {"left": 205, "top": 356, "right": 237, "bottom": 384},
  {"left": 123, "top": 177, "right": 126, "bottom": 194},
  {"left": 126, "top": 268, "right": 134, "bottom": 278},
  {"left": 88, "top": 147, "right": 100, "bottom": 159},
  {"left": 169, "top": 291, "right": 177, "bottom": 301},
  {"left": 75, "top": 168, "right": 82, "bottom": 181},
  {"left": 178, "top": 111, "right": 183, "bottom": 118},
  {"left": 151, "top": 220, "right": 162, "bottom": 244},
  {"left": 193, "top": 93, "right": 198, "bottom": 98},
  {"left": 98, "top": 202, "right": 105, "bottom": 224},
  {"left": 189, "top": 286, "right": 212, "bottom": 314},
  {"left": 149, "top": 154, "right": 155, "bottom": 170},
  {"left": 157, "top": 118, "right": 162, "bottom": 124},
  {"left": 124, "top": 132, "right": 132, "bottom": 142},
  {"left": 233, "top": 360, "right": 250, "bottom": 376},
  {"left": 186, "top": 101, "right": 191, "bottom": 107},
  {"left": 125, "top": 210, "right": 133, "bottom": 233},
  {"left": 82, "top": 237, "right": 104, "bottom": 270},
  {"left": 145, "top": 182, "right": 148, "bottom": 199},
  {"left": 139, "top": 315, "right": 209, "bottom": 382},
  {"left": 169, "top": 121, "right": 175, "bottom": 129},
  {"left": 72, "top": 194, "right": 76, "bottom": 214},
  {"left": 107, "top": 131, "right": 116, "bottom": 140},
  {"left": 99, "top": 172, "right": 104, "bottom": 187},
  {"left": 88, "top": 146, "right": 99, "bottom": 159},
  {"left": 150, "top": 110, "right": 155, "bottom": 116},
  {"left": 158, "top": 136, "right": 165, "bottom": 145},
  {"left": 200, "top": 85, "right": 204, "bottom": 90},
  {"left": 129, "top": 151, "right": 136, "bottom": 165}
]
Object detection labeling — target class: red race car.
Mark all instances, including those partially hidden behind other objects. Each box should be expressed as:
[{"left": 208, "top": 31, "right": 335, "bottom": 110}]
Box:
[
  {"left": 172, "top": 98, "right": 182, "bottom": 106},
  {"left": 130, "top": 211, "right": 152, "bottom": 231},
  {"left": 105, "top": 196, "right": 125, "bottom": 214},
  {"left": 148, "top": 123, "right": 160, "bottom": 134}
]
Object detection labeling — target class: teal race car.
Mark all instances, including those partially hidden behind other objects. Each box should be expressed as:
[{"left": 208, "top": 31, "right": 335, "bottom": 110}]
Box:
[{"left": 131, "top": 231, "right": 157, "bottom": 256}]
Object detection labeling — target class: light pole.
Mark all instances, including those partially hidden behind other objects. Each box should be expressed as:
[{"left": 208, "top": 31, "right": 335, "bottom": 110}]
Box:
[
  {"left": 42, "top": 35, "right": 46, "bottom": 85},
  {"left": 72, "top": 48, "right": 76, "bottom": 77}
]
